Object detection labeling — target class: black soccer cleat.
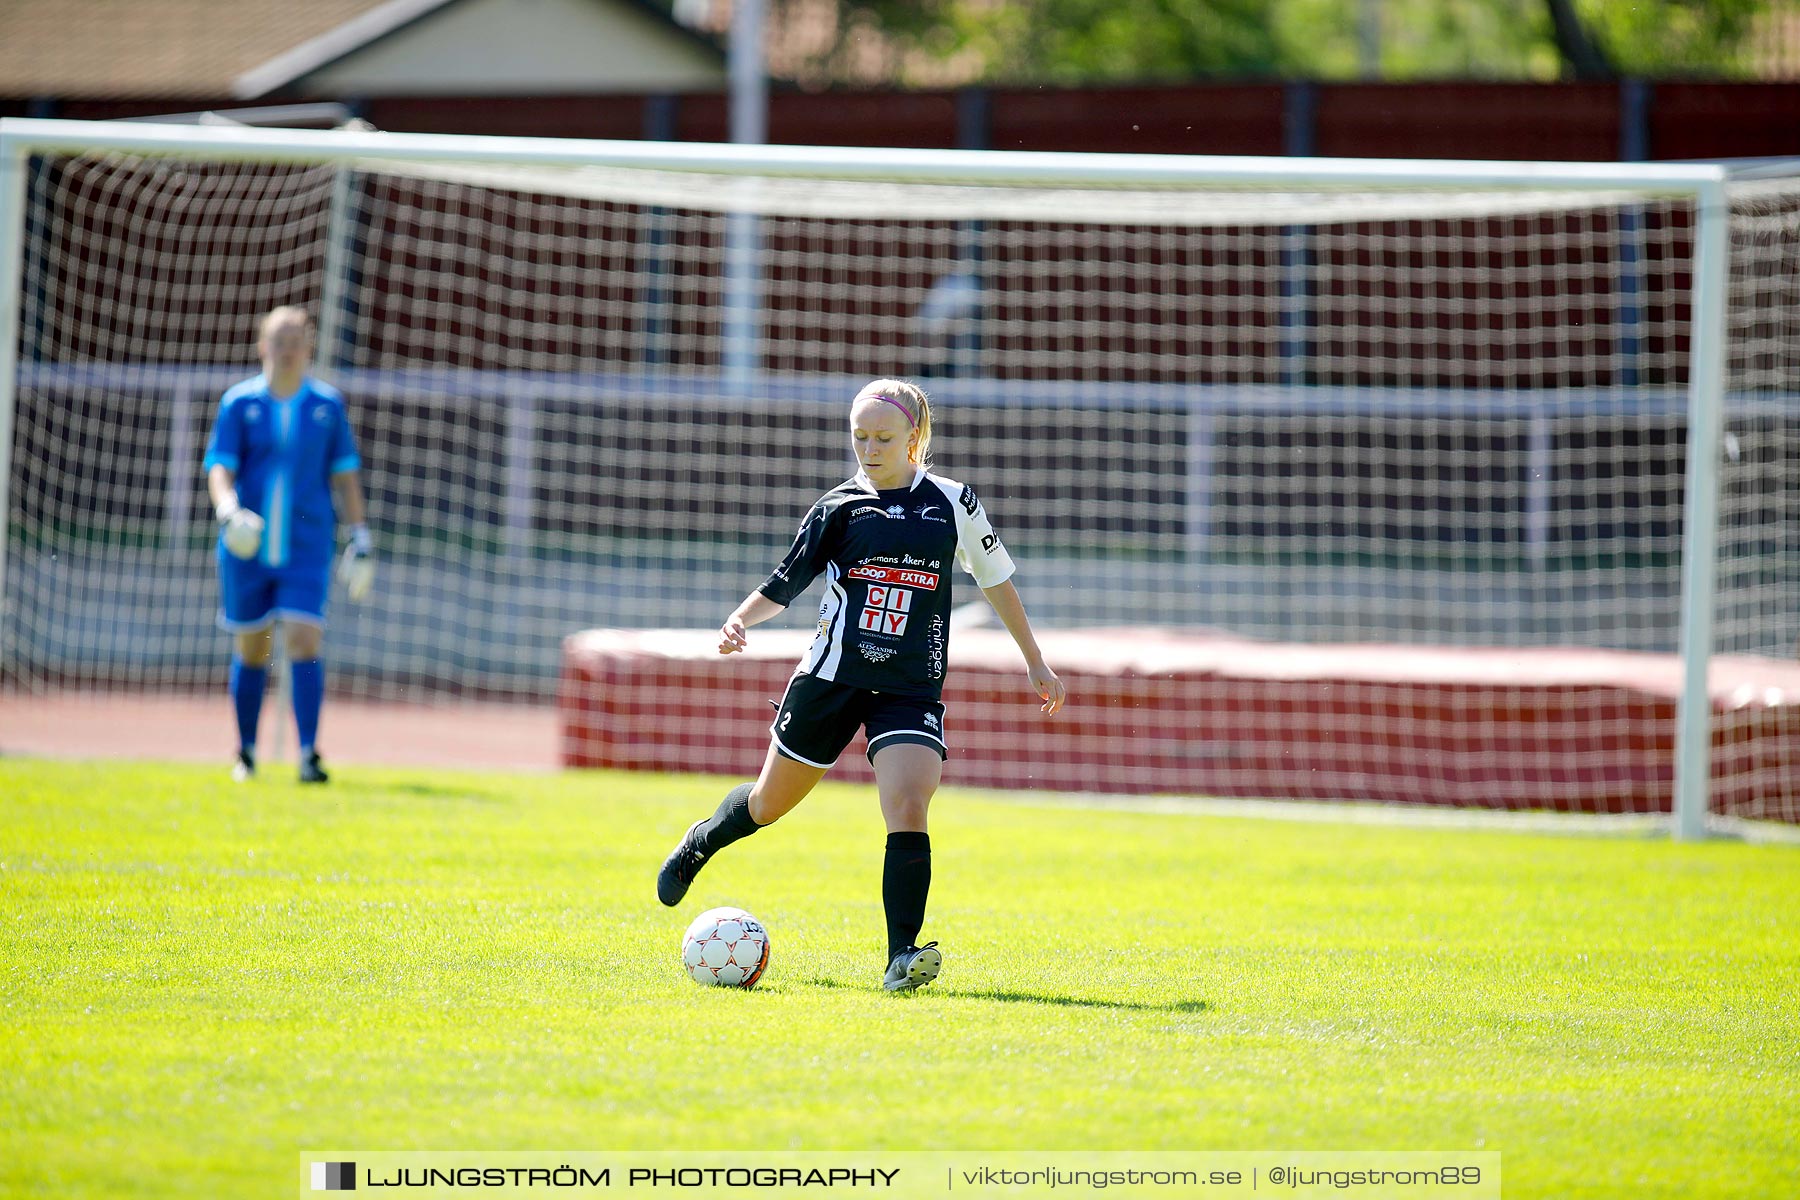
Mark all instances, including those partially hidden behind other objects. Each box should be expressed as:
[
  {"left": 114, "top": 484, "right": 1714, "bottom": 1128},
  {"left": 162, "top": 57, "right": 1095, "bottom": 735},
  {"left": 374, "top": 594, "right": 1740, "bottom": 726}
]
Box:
[
  {"left": 298, "top": 751, "right": 330, "bottom": 785},
  {"left": 882, "top": 942, "right": 942, "bottom": 992},
  {"left": 231, "top": 749, "right": 256, "bottom": 783},
  {"left": 656, "top": 819, "right": 710, "bottom": 907}
]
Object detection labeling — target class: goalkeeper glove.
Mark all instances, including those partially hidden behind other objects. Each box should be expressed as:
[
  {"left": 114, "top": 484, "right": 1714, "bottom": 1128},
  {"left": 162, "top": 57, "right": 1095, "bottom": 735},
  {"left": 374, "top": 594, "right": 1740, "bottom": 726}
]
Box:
[
  {"left": 216, "top": 494, "right": 264, "bottom": 560},
  {"left": 338, "top": 523, "right": 376, "bottom": 601}
]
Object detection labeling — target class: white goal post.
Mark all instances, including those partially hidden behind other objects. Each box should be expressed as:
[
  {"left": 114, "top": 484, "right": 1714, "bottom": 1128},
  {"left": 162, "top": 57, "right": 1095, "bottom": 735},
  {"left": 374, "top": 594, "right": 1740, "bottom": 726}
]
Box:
[{"left": 0, "top": 116, "right": 1789, "bottom": 837}]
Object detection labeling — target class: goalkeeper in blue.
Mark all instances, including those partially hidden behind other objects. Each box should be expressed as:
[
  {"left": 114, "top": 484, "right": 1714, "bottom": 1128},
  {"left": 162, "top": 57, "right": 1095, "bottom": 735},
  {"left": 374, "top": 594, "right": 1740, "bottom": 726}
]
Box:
[
  {"left": 202, "top": 306, "right": 374, "bottom": 784},
  {"left": 656, "top": 379, "right": 1066, "bottom": 991}
]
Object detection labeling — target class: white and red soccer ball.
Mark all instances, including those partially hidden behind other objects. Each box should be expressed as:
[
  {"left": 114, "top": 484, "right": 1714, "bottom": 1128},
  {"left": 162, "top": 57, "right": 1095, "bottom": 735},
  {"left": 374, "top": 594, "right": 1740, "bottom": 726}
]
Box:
[{"left": 681, "top": 906, "right": 770, "bottom": 988}]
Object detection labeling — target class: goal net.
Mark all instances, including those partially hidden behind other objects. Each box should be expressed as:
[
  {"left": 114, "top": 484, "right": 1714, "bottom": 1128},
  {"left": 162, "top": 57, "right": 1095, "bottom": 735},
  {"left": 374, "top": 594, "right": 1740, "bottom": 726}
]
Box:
[{"left": 2, "top": 121, "right": 1795, "bottom": 824}]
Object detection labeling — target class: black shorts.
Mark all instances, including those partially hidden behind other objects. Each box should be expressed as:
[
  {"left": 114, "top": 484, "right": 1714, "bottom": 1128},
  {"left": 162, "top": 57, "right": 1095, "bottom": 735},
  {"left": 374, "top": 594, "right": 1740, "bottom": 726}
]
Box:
[{"left": 769, "top": 672, "right": 949, "bottom": 768}]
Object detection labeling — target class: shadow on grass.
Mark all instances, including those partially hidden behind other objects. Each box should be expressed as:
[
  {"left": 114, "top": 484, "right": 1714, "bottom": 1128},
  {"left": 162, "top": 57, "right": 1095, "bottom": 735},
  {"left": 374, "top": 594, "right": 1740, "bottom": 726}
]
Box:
[
  {"left": 802, "top": 977, "right": 1210, "bottom": 1013},
  {"left": 370, "top": 782, "right": 509, "bottom": 802}
]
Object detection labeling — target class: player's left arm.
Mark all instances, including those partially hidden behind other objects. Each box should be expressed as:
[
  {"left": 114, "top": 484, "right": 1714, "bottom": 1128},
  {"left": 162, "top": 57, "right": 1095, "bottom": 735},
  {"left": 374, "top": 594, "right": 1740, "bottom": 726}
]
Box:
[
  {"left": 949, "top": 480, "right": 1064, "bottom": 716},
  {"left": 331, "top": 469, "right": 375, "bottom": 600},
  {"left": 330, "top": 469, "right": 366, "bottom": 527},
  {"left": 980, "top": 579, "right": 1065, "bottom": 717},
  {"left": 327, "top": 401, "right": 374, "bottom": 599},
  {"left": 331, "top": 468, "right": 367, "bottom": 530}
]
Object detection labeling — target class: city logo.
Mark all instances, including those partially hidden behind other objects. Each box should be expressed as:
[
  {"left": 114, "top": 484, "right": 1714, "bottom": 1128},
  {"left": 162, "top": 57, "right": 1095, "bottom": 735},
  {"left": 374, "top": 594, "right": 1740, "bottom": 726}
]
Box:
[
  {"left": 918, "top": 504, "right": 947, "bottom": 523},
  {"left": 859, "top": 584, "right": 912, "bottom": 637},
  {"left": 311, "top": 1162, "right": 356, "bottom": 1191}
]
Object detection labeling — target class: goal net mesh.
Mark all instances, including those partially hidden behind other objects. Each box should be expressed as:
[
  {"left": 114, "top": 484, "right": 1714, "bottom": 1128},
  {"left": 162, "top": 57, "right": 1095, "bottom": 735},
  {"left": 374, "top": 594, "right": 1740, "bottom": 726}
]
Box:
[{"left": 4, "top": 141, "right": 1796, "bottom": 812}]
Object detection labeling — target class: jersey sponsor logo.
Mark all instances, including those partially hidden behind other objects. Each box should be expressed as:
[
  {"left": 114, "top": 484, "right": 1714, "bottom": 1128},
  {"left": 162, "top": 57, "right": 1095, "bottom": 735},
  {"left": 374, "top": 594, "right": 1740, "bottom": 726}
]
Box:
[
  {"left": 312, "top": 404, "right": 332, "bottom": 425},
  {"left": 857, "top": 644, "right": 897, "bottom": 663},
  {"left": 982, "top": 533, "right": 1000, "bottom": 553},
  {"left": 859, "top": 584, "right": 913, "bottom": 637},
  {"left": 958, "top": 484, "right": 980, "bottom": 517},
  {"left": 865, "top": 584, "right": 912, "bottom": 613},
  {"left": 848, "top": 564, "right": 940, "bottom": 590},
  {"left": 244, "top": 404, "right": 263, "bottom": 423},
  {"left": 858, "top": 609, "right": 909, "bottom": 636}
]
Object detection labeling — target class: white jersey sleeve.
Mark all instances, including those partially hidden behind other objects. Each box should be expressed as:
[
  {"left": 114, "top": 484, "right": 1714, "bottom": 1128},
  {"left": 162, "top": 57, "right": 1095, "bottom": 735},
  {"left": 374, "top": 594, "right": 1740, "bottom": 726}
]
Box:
[{"left": 932, "top": 474, "right": 1015, "bottom": 589}]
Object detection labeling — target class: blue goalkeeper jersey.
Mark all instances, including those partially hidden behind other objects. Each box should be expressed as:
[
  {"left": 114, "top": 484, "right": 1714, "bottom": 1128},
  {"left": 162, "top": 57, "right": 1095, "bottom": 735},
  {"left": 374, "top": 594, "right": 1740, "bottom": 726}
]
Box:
[{"left": 202, "top": 374, "right": 360, "bottom": 570}]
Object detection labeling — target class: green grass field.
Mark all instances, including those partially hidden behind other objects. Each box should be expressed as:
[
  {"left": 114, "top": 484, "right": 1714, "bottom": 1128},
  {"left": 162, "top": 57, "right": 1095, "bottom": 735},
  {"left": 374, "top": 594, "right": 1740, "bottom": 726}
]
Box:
[{"left": 3, "top": 758, "right": 1797, "bottom": 1199}]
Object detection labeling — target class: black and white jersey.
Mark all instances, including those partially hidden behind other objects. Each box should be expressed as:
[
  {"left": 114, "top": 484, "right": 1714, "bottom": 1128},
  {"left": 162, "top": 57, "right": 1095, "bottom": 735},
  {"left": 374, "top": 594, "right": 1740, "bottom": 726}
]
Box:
[{"left": 757, "top": 470, "right": 1016, "bottom": 698}]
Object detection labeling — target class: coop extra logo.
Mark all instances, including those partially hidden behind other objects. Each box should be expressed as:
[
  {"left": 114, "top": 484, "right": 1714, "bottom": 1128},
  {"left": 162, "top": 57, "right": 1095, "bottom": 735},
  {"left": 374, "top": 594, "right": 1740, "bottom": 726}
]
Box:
[{"left": 847, "top": 565, "right": 940, "bottom": 590}]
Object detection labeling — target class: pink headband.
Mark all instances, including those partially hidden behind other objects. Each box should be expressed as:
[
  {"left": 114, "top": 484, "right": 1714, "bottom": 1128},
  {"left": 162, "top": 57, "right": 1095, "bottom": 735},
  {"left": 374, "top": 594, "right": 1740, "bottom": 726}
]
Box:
[{"left": 869, "top": 394, "right": 917, "bottom": 426}]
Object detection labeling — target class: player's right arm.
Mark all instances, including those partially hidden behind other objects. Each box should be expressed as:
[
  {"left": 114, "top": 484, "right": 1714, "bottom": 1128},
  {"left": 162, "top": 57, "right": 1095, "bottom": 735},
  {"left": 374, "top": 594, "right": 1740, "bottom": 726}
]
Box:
[
  {"left": 720, "top": 495, "right": 838, "bottom": 654},
  {"left": 206, "top": 463, "right": 238, "bottom": 513},
  {"left": 203, "top": 394, "right": 263, "bottom": 559},
  {"left": 719, "top": 592, "right": 786, "bottom": 655}
]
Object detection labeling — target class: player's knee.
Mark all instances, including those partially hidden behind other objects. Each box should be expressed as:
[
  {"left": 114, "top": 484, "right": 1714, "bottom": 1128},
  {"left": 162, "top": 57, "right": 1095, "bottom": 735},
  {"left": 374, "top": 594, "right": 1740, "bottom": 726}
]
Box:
[
  {"left": 235, "top": 632, "right": 273, "bottom": 666},
  {"left": 746, "top": 788, "right": 787, "bottom": 826},
  {"left": 286, "top": 626, "right": 323, "bottom": 660},
  {"left": 882, "top": 792, "right": 932, "bottom": 829}
]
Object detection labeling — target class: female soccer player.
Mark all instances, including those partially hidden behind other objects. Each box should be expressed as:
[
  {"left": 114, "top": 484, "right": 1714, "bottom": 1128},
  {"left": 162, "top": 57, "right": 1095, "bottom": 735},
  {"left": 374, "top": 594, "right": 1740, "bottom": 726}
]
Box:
[
  {"left": 202, "top": 306, "right": 374, "bottom": 783},
  {"left": 656, "top": 379, "right": 1066, "bottom": 991}
]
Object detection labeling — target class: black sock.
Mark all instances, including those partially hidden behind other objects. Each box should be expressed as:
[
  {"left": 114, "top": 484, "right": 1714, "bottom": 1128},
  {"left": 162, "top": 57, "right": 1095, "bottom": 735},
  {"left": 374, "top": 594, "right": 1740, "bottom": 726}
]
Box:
[
  {"left": 883, "top": 831, "right": 932, "bottom": 961},
  {"left": 696, "top": 782, "right": 761, "bottom": 857}
]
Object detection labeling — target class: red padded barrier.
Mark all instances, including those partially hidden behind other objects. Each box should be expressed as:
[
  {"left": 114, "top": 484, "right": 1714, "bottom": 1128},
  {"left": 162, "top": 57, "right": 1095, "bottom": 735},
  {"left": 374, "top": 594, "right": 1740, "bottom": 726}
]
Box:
[{"left": 561, "top": 628, "right": 1800, "bottom": 821}]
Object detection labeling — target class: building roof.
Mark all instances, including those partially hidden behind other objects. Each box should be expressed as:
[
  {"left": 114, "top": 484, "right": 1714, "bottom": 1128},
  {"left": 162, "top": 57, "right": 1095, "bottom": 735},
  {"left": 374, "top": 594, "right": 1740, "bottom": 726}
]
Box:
[
  {"left": 0, "top": 0, "right": 725, "bottom": 100},
  {"left": 0, "top": 0, "right": 397, "bottom": 98}
]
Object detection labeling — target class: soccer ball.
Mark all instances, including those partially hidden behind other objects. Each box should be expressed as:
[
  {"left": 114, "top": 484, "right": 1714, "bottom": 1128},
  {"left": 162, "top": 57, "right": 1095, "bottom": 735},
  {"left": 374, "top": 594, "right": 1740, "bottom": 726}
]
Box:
[{"left": 681, "top": 906, "right": 770, "bottom": 988}]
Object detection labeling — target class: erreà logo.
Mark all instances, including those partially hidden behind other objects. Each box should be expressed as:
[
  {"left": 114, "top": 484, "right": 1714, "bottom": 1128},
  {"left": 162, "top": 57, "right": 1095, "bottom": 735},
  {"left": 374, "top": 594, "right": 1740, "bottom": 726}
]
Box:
[{"left": 311, "top": 1162, "right": 356, "bottom": 1191}]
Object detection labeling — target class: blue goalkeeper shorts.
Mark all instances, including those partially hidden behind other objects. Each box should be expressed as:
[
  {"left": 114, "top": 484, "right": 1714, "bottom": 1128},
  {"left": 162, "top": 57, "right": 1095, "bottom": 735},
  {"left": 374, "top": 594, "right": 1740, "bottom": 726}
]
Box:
[{"left": 217, "top": 548, "right": 330, "bottom": 632}]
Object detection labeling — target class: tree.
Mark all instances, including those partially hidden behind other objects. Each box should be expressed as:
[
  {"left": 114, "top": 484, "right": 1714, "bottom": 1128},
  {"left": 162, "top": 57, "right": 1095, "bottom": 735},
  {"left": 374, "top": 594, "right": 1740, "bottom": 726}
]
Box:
[
  {"left": 1544, "top": 0, "right": 1613, "bottom": 79},
  {"left": 965, "top": 0, "right": 1287, "bottom": 84},
  {"left": 738, "top": 0, "right": 1781, "bottom": 88},
  {"left": 1579, "top": 0, "right": 1769, "bottom": 78}
]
